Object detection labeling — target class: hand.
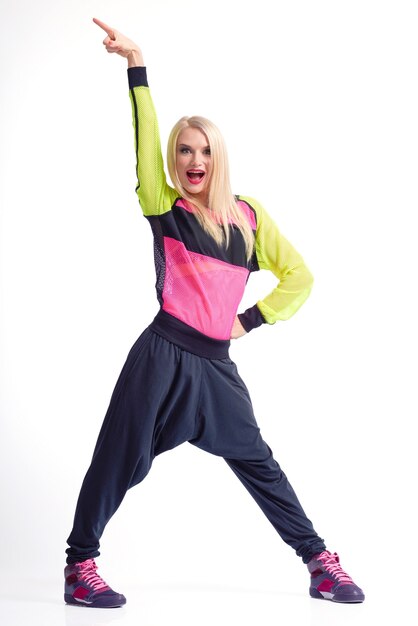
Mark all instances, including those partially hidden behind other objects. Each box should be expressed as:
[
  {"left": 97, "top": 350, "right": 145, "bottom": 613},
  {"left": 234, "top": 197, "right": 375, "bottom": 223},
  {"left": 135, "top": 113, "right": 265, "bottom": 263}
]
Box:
[
  {"left": 230, "top": 317, "right": 247, "bottom": 340},
  {"left": 93, "top": 17, "right": 144, "bottom": 65}
]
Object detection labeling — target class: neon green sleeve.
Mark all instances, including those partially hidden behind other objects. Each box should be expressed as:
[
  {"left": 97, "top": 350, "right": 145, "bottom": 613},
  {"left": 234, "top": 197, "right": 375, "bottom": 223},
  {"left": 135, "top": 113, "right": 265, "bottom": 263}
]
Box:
[
  {"left": 241, "top": 196, "right": 314, "bottom": 324},
  {"left": 128, "top": 67, "right": 178, "bottom": 215}
]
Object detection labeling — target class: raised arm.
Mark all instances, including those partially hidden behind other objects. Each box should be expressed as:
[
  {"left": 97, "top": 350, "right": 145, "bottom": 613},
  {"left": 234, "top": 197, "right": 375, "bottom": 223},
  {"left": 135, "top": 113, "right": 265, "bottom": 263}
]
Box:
[{"left": 93, "top": 18, "right": 177, "bottom": 215}]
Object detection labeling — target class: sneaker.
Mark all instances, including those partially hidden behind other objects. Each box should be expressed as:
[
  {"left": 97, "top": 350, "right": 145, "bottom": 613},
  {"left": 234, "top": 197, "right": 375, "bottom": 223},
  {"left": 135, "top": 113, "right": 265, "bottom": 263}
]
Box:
[
  {"left": 64, "top": 558, "right": 126, "bottom": 608},
  {"left": 307, "top": 550, "right": 365, "bottom": 603}
]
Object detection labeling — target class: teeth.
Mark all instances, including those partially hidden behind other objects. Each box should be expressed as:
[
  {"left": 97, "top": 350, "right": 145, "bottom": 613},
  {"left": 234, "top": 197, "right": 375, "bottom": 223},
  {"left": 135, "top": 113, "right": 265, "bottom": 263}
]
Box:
[{"left": 187, "top": 171, "right": 204, "bottom": 179}]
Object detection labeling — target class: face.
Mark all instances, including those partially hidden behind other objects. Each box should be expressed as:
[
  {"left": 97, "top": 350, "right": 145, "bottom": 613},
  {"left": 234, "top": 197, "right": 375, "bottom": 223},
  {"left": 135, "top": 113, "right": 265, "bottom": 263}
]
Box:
[{"left": 176, "top": 126, "right": 212, "bottom": 204}]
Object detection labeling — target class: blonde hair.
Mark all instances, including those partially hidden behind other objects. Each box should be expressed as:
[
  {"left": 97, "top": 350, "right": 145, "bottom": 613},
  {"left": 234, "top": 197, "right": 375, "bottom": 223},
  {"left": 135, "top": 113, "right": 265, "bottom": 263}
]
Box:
[{"left": 167, "top": 116, "right": 254, "bottom": 260}]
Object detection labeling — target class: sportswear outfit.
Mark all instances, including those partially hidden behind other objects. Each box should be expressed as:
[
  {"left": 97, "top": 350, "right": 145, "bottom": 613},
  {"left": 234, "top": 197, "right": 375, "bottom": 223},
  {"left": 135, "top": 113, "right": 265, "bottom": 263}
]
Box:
[{"left": 64, "top": 66, "right": 364, "bottom": 605}]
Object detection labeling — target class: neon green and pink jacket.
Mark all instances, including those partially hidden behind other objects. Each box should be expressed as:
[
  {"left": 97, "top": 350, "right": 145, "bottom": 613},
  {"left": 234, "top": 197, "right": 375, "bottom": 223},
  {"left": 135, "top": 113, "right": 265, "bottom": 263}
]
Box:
[{"left": 128, "top": 67, "right": 313, "bottom": 358}]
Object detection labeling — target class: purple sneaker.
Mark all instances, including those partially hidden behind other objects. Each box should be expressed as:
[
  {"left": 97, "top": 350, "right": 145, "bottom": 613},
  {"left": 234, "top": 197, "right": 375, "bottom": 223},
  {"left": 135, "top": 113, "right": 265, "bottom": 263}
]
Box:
[
  {"left": 307, "top": 550, "right": 365, "bottom": 603},
  {"left": 64, "top": 558, "right": 126, "bottom": 608}
]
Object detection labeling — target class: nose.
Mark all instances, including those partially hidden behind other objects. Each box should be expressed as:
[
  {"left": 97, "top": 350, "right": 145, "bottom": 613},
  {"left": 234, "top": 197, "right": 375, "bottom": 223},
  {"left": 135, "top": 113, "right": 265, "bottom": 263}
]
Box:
[{"left": 190, "top": 153, "right": 202, "bottom": 166}]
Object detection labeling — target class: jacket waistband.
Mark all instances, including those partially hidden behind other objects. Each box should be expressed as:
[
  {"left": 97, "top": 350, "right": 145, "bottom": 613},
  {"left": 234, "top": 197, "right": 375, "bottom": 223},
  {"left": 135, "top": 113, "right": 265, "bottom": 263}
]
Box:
[{"left": 148, "top": 309, "right": 230, "bottom": 359}]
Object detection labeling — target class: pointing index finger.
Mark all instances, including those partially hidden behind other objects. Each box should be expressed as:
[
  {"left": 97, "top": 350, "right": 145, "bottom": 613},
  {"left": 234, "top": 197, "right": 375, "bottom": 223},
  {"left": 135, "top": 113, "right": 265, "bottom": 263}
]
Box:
[{"left": 93, "top": 17, "right": 116, "bottom": 39}]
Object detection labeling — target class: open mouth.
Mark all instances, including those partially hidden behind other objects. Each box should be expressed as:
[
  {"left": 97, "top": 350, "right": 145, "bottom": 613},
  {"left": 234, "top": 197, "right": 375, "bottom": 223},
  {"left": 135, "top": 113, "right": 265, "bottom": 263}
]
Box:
[{"left": 186, "top": 170, "right": 205, "bottom": 185}]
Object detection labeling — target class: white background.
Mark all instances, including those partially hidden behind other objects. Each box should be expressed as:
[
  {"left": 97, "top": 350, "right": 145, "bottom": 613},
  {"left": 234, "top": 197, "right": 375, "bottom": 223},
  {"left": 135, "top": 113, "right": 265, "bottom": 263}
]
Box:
[{"left": 1, "top": 1, "right": 417, "bottom": 625}]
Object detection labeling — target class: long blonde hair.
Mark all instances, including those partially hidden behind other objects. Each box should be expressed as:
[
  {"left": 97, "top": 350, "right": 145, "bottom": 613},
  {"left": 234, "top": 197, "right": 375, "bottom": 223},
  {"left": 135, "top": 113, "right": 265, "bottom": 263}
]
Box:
[{"left": 167, "top": 116, "right": 254, "bottom": 260}]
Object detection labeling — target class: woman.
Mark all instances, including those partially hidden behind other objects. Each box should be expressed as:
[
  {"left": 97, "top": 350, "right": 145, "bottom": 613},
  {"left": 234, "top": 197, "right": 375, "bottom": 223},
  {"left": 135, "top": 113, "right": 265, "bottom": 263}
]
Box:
[{"left": 64, "top": 17, "right": 365, "bottom": 608}]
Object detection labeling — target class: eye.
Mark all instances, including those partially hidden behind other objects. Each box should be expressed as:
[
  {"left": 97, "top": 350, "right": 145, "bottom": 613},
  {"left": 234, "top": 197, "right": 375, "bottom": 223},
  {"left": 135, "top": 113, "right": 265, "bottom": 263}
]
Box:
[
  {"left": 204, "top": 148, "right": 211, "bottom": 156},
  {"left": 179, "top": 147, "right": 190, "bottom": 154}
]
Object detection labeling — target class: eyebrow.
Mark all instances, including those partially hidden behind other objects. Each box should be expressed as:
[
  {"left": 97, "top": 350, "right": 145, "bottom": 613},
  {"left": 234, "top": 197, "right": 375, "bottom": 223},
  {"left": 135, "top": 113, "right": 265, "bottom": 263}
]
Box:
[{"left": 178, "top": 143, "right": 211, "bottom": 150}]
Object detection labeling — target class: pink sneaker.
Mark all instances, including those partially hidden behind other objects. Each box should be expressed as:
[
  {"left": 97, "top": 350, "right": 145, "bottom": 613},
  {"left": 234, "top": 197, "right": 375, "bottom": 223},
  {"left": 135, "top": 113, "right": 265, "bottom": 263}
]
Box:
[
  {"left": 308, "top": 550, "right": 365, "bottom": 603},
  {"left": 64, "top": 558, "right": 126, "bottom": 608}
]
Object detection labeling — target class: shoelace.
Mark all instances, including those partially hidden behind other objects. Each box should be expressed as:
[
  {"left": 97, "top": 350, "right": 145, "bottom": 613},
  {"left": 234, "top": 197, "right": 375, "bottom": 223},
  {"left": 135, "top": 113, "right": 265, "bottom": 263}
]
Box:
[
  {"left": 78, "top": 559, "right": 110, "bottom": 591},
  {"left": 317, "top": 551, "right": 354, "bottom": 585}
]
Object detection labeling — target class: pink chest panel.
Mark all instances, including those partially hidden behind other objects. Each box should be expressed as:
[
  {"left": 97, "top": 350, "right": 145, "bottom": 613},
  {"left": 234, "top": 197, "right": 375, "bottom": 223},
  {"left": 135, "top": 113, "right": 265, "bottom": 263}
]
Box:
[{"left": 162, "top": 236, "right": 249, "bottom": 340}]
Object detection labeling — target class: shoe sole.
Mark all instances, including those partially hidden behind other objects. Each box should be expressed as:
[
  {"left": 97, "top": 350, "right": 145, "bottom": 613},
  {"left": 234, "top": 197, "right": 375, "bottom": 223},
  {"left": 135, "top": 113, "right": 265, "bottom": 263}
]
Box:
[
  {"left": 64, "top": 593, "right": 126, "bottom": 608},
  {"left": 310, "top": 588, "right": 365, "bottom": 603}
]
